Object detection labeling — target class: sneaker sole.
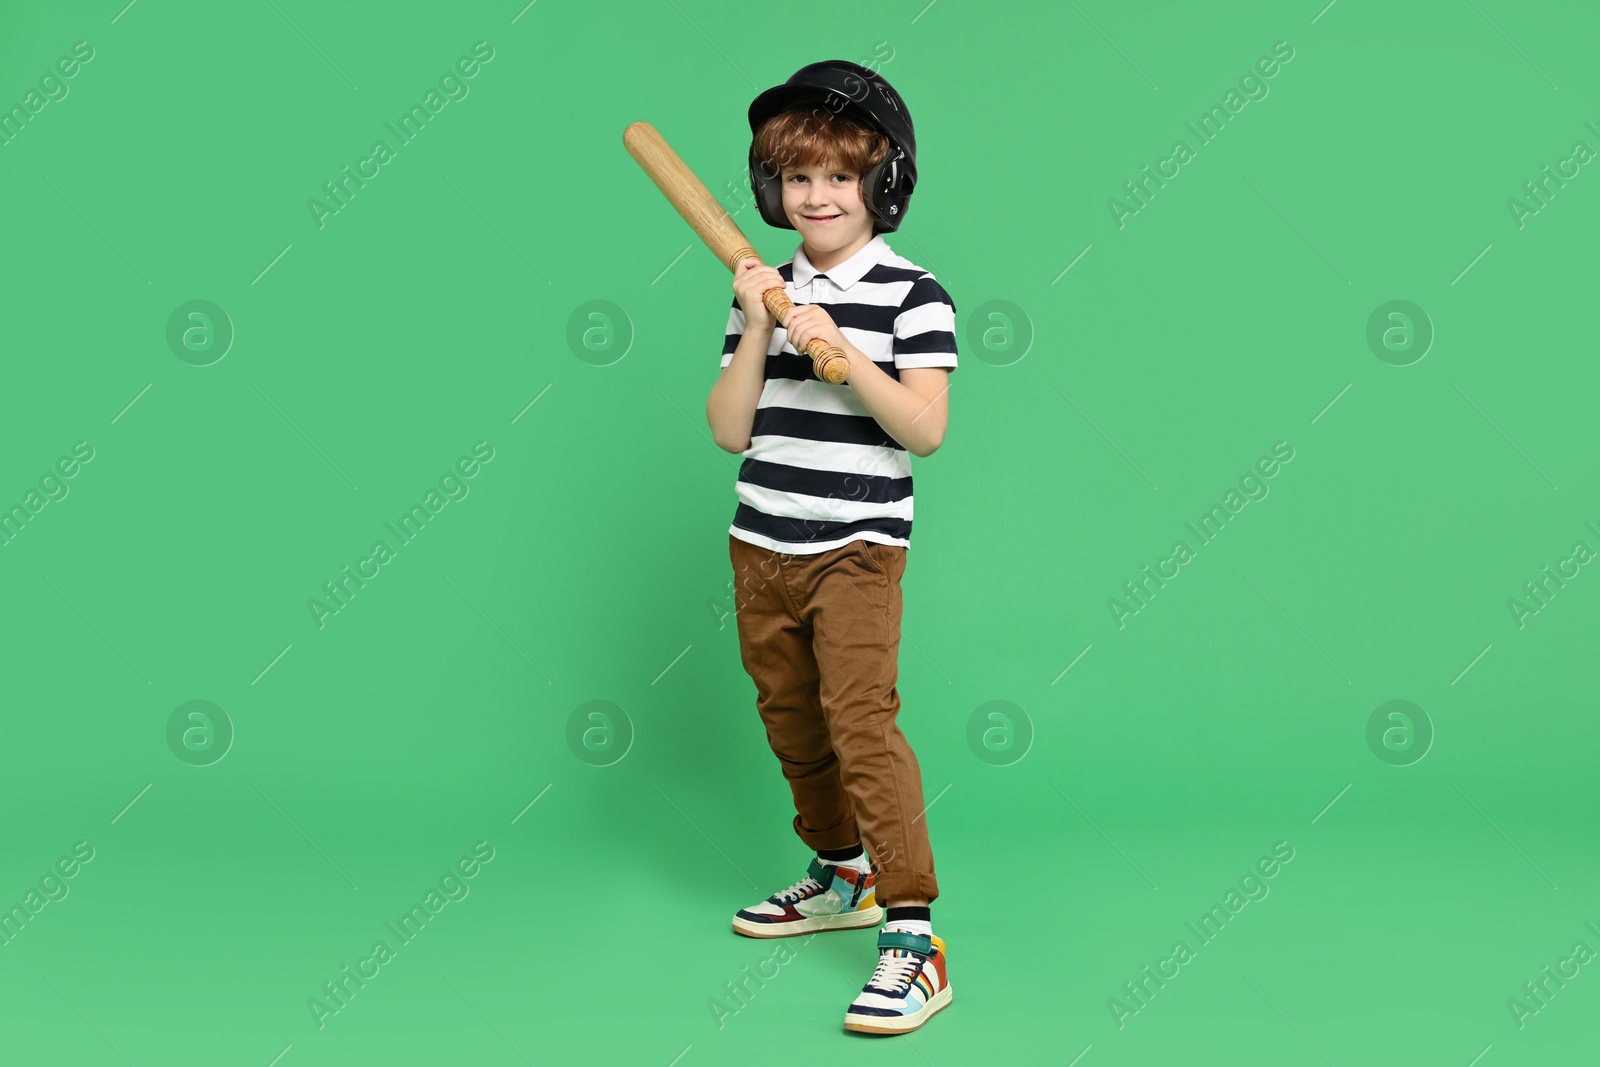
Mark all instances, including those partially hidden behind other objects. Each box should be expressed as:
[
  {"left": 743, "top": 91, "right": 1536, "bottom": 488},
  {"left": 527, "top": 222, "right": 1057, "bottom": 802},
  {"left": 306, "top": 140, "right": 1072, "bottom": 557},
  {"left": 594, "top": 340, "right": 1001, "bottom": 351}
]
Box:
[
  {"left": 730, "top": 904, "right": 884, "bottom": 938},
  {"left": 842, "top": 984, "right": 954, "bottom": 1035}
]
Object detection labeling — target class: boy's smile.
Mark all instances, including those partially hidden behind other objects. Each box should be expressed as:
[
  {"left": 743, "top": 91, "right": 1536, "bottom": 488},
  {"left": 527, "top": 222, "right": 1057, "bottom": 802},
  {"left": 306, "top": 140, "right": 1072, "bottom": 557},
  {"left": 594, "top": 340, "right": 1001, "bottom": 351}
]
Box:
[{"left": 782, "top": 161, "right": 874, "bottom": 272}]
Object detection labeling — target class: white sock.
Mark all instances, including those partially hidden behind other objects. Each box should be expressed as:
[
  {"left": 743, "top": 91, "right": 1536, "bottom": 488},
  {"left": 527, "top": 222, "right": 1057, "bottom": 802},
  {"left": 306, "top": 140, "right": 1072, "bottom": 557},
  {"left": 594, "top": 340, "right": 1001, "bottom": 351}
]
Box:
[
  {"left": 884, "top": 918, "right": 932, "bottom": 937},
  {"left": 819, "top": 850, "right": 872, "bottom": 875}
]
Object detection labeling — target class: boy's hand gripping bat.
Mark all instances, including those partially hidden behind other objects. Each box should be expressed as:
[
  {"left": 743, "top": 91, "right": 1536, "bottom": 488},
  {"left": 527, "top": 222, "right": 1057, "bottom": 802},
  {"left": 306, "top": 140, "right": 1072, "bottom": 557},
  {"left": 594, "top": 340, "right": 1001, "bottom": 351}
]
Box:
[{"left": 623, "top": 120, "right": 850, "bottom": 384}]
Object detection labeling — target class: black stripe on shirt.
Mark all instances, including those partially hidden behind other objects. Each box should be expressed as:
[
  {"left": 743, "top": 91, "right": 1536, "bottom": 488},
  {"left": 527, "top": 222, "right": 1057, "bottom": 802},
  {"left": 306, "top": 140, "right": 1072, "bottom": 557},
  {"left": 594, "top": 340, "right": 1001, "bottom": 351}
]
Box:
[
  {"left": 735, "top": 456, "right": 912, "bottom": 505},
  {"left": 751, "top": 406, "right": 906, "bottom": 450}
]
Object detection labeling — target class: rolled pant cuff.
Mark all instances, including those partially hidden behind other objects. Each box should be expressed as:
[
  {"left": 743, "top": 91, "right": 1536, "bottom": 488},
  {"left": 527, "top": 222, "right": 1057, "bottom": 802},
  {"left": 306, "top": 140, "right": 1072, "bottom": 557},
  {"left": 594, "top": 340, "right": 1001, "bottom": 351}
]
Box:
[
  {"left": 874, "top": 871, "right": 939, "bottom": 907},
  {"left": 793, "top": 815, "right": 861, "bottom": 854}
]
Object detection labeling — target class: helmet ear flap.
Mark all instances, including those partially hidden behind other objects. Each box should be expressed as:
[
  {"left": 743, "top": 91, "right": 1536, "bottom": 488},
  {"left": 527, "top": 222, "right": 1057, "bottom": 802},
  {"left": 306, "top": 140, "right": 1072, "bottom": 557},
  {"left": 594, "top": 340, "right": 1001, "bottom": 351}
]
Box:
[
  {"left": 860, "top": 146, "right": 911, "bottom": 230},
  {"left": 859, "top": 158, "right": 889, "bottom": 225}
]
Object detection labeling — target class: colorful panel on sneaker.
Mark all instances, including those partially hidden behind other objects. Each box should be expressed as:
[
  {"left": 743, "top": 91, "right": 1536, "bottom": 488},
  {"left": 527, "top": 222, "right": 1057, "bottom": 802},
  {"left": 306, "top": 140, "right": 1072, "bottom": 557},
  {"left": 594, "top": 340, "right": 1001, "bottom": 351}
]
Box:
[
  {"left": 842, "top": 930, "right": 953, "bottom": 1034},
  {"left": 730, "top": 858, "right": 882, "bottom": 938}
]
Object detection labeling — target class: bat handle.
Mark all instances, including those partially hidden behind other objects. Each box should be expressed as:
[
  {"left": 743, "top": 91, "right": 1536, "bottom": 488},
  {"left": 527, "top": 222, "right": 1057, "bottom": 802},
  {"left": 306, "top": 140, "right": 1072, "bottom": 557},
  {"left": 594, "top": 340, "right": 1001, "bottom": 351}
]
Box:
[{"left": 761, "top": 286, "right": 850, "bottom": 384}]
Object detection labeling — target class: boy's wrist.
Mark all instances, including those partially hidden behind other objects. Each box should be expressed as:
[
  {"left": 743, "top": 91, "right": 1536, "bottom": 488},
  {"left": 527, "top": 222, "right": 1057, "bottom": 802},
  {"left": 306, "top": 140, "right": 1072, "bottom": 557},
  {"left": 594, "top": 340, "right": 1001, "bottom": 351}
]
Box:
[{"left": 841, "top": 342, "right": 875, "bottom": 375}]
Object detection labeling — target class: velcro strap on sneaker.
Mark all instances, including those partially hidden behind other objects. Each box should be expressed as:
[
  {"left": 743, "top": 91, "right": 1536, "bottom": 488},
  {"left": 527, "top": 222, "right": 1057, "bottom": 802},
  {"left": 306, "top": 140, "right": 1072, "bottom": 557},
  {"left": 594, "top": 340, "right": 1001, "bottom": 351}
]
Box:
[
  {"left": 806, "top": 857, "right": 836, "bottom": 893},
  {"left": 878, "top": 930, "right": 932, "bottom": 955}
]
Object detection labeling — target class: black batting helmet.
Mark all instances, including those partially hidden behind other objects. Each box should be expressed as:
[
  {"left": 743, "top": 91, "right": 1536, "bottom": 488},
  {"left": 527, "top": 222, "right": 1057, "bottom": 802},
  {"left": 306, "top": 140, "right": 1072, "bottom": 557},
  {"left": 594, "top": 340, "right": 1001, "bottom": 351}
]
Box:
[{"left": 746, "top": 60, "right": 918, "bottom": 233}]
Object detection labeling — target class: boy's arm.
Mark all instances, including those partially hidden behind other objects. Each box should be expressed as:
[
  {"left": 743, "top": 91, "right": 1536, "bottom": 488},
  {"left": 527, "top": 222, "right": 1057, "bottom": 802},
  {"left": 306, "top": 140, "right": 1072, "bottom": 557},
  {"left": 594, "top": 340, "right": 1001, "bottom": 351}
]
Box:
[
  {"left": 838, "top": 357, "right": 949, "bottom": 457},
  {"left": 707, "top": 301, "right": 770, "bottom": 453}
]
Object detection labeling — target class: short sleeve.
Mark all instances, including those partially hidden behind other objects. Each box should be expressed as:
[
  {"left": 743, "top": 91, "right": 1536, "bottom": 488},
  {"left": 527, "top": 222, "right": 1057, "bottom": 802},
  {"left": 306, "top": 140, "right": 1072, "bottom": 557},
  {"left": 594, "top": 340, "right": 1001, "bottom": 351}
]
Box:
[
  {"left": 892, "top": 275, "right": 958, "bottom": 372},
  {"left": 721, "top": 294, "right": 744, "bottom": 369}
]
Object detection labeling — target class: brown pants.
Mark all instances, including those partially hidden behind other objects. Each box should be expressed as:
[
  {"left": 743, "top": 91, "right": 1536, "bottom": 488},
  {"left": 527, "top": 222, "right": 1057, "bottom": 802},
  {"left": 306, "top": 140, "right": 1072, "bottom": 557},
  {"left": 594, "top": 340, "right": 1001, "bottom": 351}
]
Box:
[{"left": 728, "top": 533, "right": 939, "bottom": 905}]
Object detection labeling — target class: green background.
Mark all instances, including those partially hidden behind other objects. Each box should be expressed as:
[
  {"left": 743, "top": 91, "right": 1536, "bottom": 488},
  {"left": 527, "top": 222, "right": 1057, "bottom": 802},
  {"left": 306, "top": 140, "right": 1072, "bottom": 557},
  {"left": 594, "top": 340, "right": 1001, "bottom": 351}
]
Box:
[{"left": 2, "top": 0, "right": 1596, "bottom": 1063}]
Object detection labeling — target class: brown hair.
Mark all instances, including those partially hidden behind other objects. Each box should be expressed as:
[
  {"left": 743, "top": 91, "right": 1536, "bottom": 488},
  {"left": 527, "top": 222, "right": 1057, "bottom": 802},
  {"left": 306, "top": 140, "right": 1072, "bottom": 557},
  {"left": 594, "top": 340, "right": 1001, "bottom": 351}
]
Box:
[{"left": 752, "top": 105, "right": 889, "bottom": 181}]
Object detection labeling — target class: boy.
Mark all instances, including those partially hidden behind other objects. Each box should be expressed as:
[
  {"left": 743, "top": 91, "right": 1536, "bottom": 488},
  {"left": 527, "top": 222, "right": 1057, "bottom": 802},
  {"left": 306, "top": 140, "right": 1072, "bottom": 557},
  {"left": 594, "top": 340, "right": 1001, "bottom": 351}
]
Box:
[{"left": 704, "top": 60, "right": 958, "bottom": 1035}]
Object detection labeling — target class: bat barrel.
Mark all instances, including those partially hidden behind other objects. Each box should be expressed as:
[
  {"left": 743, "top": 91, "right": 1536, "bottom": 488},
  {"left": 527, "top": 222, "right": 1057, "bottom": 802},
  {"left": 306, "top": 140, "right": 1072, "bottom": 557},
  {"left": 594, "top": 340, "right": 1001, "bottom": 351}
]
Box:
[{"left": 623, "top": 121, "right": 754, "bottom": 274}]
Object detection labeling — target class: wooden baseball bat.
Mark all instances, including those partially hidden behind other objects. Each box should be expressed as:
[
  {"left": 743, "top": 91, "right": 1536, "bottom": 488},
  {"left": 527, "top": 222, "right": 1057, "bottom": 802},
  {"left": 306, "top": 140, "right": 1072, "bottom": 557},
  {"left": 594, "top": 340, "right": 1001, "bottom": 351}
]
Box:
[{"left": 622, "top": 120, "right": 850, "bottom": 384}]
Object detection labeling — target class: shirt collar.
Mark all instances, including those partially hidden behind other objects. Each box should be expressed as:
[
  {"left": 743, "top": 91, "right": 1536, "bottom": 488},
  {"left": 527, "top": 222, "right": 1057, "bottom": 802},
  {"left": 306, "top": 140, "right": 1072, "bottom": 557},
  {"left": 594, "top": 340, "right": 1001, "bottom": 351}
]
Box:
[{"left": 791, "top": 233, "right": 890, "bottom": 290}]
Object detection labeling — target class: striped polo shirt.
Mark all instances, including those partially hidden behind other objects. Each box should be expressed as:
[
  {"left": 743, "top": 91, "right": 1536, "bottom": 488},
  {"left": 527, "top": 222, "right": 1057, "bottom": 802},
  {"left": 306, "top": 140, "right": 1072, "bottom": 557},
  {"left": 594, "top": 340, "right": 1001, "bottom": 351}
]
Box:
[{"left": 720, "top": 233, "right": 958, "bottom": 554}]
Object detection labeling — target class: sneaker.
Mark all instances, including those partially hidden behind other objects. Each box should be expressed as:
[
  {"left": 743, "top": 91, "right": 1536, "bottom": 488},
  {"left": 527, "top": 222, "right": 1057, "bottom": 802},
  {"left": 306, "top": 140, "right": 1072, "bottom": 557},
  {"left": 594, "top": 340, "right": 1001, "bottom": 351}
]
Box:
[
  {"left": 842, "top": 929, "right": 954, "bottom": 1034},
  {"left": 731, "top": 857, "right": 882, "bottom": 938}
]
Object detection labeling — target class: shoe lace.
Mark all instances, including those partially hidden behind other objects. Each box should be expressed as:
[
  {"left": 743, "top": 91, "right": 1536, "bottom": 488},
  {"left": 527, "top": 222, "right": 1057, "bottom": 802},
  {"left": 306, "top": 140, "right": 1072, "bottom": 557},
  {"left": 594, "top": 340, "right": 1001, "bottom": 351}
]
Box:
[
  {"left": 773, "top": 875, "right": 824, "bottom": 904},
  {"left": 865, "top": 949, "right": 920, "bottom": 994}
]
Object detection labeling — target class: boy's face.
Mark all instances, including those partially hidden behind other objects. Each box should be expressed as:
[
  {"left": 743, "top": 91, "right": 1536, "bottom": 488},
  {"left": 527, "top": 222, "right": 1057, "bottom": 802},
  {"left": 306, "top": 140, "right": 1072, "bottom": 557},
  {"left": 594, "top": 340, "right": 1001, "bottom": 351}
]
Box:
[{"left": 780, "top": 160, "right": 873, "bottom": 254}]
